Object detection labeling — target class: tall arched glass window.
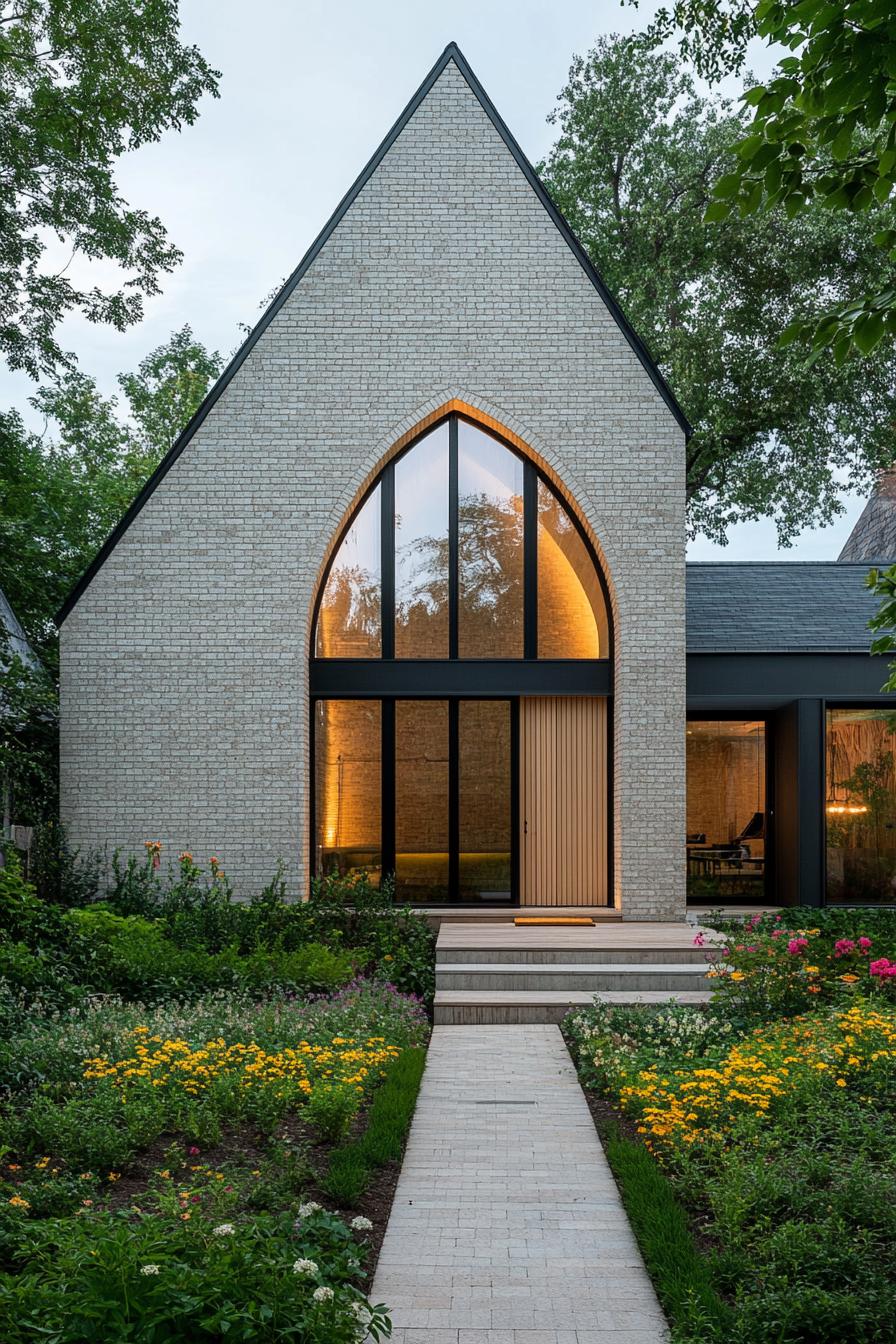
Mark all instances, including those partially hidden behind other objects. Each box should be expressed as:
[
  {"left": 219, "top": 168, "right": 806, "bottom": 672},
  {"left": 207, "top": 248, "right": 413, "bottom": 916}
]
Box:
[
  {"left": 313, "top": 416, "right": 609, "bottom": 660},
  {"left": 311, "top": 412, "right": 612, "bottom": 906}
]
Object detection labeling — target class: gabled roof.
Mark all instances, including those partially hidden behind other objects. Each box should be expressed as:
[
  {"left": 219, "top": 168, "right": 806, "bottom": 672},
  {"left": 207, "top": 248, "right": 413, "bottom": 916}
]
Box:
[
  {"left": 56, "top": 41, "right": 690, "bottom": 626},
  {"left": 838, "top": 472, "right": 896, "bottom": 562},
  {"left": 0, "top": 585, "right": 39, "bottom": 670},
  {"left": 686, "top": 562, "right": 878, "bottom": 654}
]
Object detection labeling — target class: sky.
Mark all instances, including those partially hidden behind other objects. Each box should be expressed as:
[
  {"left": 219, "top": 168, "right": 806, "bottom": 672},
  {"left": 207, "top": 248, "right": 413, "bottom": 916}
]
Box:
[{"left": 1, "top": 0, "right": 868, "bottom": 560}]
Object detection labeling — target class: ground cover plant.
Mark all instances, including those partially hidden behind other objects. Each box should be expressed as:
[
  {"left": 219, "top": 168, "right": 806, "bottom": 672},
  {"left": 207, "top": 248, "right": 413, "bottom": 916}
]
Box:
[
  {"left": 0, "top": 846, "right": 435, "bottom": 1012},
  {"left": 565, "top": 919, "right": 896, "bottom": 1344},
  {"left": 0, "top": 851, "right": 432, "bottom": 1341}
]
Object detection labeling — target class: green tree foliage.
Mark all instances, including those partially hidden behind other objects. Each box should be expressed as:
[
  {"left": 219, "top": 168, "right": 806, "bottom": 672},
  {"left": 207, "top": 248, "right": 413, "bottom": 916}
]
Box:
[
  {"left": 0, "top": 326, "right": 223, "bottom": 657},
  {"left": 0, "top": 0, "right": 220, "bottom": 379},
  {"left": 540, "top": 34, "right": 896, "bottom": 543},
  {"left": 634, "top": 0, "right": 896, "bottom": 359}
]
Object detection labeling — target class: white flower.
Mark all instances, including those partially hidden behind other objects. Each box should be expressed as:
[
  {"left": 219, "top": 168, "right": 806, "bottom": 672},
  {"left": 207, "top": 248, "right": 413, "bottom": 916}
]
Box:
[
  {"left": 351, "top": 1301, "right": 371, "bottom": 1323},
  {"left": 292, "top": 1258, "right": 318, "bottom": 1276},
  {"left": 297, "top": 1201, "right": 321, "bottom": 1219},
  {"left": 140, "top": 1264, "right": 160, "bottom": 1276},
  {"left": 350, "top": 1215, "right": 372, "bottom": 1232},
  {"left": 312, "top": 1286, "right": 334, "bottom": 1303},
  {"left": 212, "top": 1223, "right": 235, "bottom": 1237}
]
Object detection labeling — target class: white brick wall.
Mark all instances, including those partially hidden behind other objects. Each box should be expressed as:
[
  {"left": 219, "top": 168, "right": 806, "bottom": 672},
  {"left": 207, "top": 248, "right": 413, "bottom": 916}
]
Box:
[{"left": 60, "top": 59, "right": 687, "bottom": 919}]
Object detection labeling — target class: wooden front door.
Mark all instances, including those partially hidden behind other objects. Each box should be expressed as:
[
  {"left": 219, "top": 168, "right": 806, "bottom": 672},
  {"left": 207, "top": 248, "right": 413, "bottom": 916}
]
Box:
[{"left": 519, "top": 696, "right": 608, "bottom": 906}]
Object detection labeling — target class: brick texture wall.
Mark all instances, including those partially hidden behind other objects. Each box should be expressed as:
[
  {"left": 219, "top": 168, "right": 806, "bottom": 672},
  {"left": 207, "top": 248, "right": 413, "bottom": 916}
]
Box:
[{"left": 59, "top": 58, "right": 687, "bottom": 919}]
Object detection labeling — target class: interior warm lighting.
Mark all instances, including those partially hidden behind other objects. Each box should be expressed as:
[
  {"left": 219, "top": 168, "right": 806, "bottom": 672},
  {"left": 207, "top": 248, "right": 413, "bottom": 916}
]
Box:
[{"left": 826, "top": 803, "right": 869, "bottom": 815}]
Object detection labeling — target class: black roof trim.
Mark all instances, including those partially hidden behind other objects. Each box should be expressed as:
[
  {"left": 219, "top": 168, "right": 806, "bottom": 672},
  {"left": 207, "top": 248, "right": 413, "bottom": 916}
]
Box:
[{"left": 56, "top": 41, "right": 690, "bottom": 626}]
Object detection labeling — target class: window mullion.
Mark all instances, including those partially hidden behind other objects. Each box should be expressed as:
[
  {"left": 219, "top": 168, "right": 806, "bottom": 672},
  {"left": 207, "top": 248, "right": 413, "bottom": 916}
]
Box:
[
  {"left": 448, "top": 416, "right": 459, "bottom": 660},
  {"left": 523, "top": 461, "right": 538, "bottom": 659},
  {"left": 381, "top": 465, "right": 395, "bottom": 660}
]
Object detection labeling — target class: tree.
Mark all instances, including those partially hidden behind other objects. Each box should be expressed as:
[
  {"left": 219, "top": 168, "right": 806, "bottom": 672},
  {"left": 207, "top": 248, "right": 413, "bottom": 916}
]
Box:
[
  {"left": 0, "top": 326, "right": 223, "bottom": 657},
  {"left": 540, "top": 34, "right": 896, "bottom": 542},
  {"left": 632, "top": 0, "right": 896, "bottom": 359},
  {"left": 0, "top": 0, "right": 219, "bottom": 379}
]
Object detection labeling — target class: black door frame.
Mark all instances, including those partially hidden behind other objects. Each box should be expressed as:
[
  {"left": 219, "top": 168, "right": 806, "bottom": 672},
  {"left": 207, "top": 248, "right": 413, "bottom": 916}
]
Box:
[{"left": 685, "top": 710, "right": 775, "bottom": 906}]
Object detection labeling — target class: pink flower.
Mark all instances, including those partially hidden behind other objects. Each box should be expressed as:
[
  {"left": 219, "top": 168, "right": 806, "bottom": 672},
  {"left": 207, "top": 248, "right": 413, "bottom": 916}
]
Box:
[
  {"left": 771, "top": 930, "right": 783, "bottom": 938},
  {"left": 870, "top": 958, "right": 896, "bottom": 979},
  {"left": 187, "top": 1146, "right": 200, "bottom": 1156},
  {"left": 834, "top": 938, "right": 856, "bottom": 958},
  {"left": 859, "top": 937, "right": 873, "bottom": 952},
  {"left": 747, "top": 946, "right": 757, "bottom": 953},
  {"left": 693, "top": 932, "right": 705, "bottom": 946},
  {"left": 787, "top": 938, "right": 809, "bottom": 956}
]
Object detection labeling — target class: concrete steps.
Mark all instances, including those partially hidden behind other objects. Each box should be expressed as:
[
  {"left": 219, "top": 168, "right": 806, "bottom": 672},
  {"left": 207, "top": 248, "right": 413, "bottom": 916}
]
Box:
[
  {"left": 432, "top": 921, "right": 718, "bottom": 1024},
  {"left": 437, "top": 961, "right": 710, "bottom": 992}
]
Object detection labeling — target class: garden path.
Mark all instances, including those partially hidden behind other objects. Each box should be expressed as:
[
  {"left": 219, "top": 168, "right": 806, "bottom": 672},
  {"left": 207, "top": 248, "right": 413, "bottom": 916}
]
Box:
[{"left": 368, "top": 1024, "right": 668, "bottom": 1343}]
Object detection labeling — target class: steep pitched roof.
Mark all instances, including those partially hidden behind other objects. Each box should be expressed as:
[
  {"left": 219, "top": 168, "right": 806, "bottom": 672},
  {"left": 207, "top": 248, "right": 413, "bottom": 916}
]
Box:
[
  {"left": 56, "top": 41, "right": 689, "bottom": 626},
  {"left": 838, "top": 473, "right": 896, "bottom": 562},
  {"left": 686, "top": 562, "right": 878, "bottom": 654},
  {"left": 0, "top": 586, "right": 38, "bottom": 670}
]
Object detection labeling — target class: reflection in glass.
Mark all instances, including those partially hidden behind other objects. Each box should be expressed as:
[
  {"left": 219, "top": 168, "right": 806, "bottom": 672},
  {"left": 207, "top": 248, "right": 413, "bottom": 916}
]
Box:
[
  {"left": 395, "top": 700, "right": 449, "bottom": 901},
  {"left": 314, "top": 485, "right": 381, "bottom": 657},
  {"left": 459, "top": 701, "right": 512, "bottom": 899},
  {"left": 826, "top": 709, "right": 896, "bottom": 904},
  {"left": 395, "top": 423, "right": 449, "bottom": 658},
  {"left": 686, "top": 721, "right": 765, "bottom": 901},
  {"left": 314, "top": 700, "right": 381, "bottom": 882},
  {"left": 458, "top": 423, "right": 524, "bottom": 657},
  {"left": 537, "top": 481, "right": 607, "bottom": 658}
]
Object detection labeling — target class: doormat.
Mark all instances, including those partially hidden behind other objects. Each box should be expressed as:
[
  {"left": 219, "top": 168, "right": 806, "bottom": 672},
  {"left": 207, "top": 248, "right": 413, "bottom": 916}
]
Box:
[{"left": 514, "top": 917, "right": 595, "bottom": 926}]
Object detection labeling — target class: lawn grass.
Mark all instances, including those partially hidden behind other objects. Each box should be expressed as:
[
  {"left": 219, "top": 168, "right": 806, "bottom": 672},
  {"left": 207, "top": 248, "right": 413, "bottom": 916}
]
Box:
[
  {"left": 323, "top": 1046, "right": 427, "bottom": 1205},
  {"left": 599, "top": 1121, "right": 733, "bottom": 1343}
]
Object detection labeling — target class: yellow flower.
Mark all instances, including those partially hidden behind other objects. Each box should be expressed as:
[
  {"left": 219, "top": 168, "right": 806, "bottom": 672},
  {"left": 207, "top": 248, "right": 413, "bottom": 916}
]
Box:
[{"left": 8, "top": 1196, "right": 29, "bottom": 1210}]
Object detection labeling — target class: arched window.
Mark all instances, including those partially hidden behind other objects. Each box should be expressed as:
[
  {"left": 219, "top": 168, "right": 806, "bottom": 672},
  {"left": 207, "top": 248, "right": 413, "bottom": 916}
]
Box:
[
  {"left": 311, "top": 413, "right": 612, "bottom": 907},
  {"left": 314, "top": 416, "right": 609, "bottom": 660}
]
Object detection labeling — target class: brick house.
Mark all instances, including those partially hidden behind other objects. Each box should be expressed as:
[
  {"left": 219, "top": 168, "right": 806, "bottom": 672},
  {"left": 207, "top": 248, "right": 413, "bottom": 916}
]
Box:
[{"left": 57, "top": 45, "right": 896, "bottom": 916}]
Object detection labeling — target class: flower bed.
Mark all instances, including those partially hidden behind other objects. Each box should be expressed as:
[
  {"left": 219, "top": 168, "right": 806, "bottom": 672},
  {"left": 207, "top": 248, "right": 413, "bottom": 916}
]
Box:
[
  {"left": 566, "top": 983, "right": 896, "bottom": 1341},
  {"left": 696, "top": 909, "right": 896, "bottom": 1021},
  {"left": 0, "top": 860, "right": 432, "bottom": 1341}
]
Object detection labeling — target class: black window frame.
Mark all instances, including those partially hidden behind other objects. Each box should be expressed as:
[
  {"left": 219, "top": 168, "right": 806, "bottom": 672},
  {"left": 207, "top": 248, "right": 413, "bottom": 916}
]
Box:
[{"left": 309, "top": 411, "right": 614, "bottom": 905}]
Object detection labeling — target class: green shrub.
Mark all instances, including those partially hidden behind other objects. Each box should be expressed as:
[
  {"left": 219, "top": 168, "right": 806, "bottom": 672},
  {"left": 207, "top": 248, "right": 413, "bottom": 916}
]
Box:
[
  {"left": 0, "top": 1207, "right": 390, "bottom": 1343},
  {"left": 304, "top": 1084, "right": 359, "bottom": 1143}
]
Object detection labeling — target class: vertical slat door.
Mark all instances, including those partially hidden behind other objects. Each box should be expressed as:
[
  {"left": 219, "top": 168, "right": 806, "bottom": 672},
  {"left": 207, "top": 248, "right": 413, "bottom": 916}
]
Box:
[{"left": 520, "top": 696, "right": 607, "bottom": 906}]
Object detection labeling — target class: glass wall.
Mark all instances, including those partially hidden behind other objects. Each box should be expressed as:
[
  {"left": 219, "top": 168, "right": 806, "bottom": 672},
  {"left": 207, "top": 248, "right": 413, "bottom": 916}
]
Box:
[
  {"left": 313, "top": 414, "right": 610, "bottom": 662},
  {"left": 458, "top": 421, "right": 524, "bottom": 657},
  {"left": 536, "top": 480, "right": 607, "bottom": 658},
  {"left": 395, "top": 422, "right": 449, "bottom": 658},
  {"left": 395, "top": 700, "right": 450, "bottom": 901},
  {"left": 314, "top": 700, "right": 382, "bottom": 881},
  {"left": 314, "top": 485, "right": 381, "bottom": 657},
  {"left": 686, "top": 720, "right": 766, "bottom": 901},
  {"left": 459, "top": 700, "right": 512, "bottom": 899},
  {"left": 826, "top": 708, "right": 896, "bottom": 904}
]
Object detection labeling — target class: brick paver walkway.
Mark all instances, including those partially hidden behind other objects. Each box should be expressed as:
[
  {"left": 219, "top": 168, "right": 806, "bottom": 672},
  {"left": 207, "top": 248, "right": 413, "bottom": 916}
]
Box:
[{"left": 369, "top": 1025, "right": 669, "bottom": 1343}]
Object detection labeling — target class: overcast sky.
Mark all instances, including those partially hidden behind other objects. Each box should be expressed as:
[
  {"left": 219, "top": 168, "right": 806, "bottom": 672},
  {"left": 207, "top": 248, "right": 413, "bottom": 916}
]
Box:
[{"left": 2, "top": 0, "right": 867, "bottom": 560}]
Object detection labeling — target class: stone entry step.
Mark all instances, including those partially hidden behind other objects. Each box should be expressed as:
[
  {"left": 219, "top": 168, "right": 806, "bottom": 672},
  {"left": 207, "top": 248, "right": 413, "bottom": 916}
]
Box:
[
  {"left": 434, "top": 988, "right": 711, "bottom": 1025},
  {"left": 437, "top": 962, "right": 711, "bottom": 991},
  {"left": 433, "top": 921, "right": 720, "bottom": 1023},
  {"left": 437, "top": 944, "right": 714, "bottom": 965}
]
